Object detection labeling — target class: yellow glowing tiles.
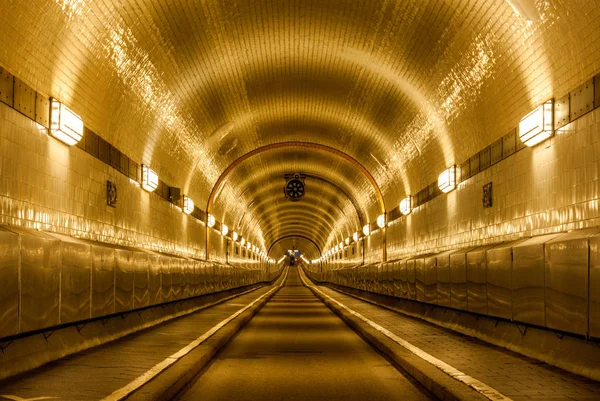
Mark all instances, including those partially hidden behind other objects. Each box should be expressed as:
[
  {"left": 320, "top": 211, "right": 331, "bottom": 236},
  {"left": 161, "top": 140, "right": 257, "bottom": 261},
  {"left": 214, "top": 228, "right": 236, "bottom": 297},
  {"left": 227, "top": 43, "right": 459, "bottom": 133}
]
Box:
[
  {"left": 50, "top": 99, "right": 83, "bottom": 146},
  {"left": 377, "top": 214, "right": 386, "bottom": 228},
  {"left": 183, "top": 196, "right": 194, "bottom": 214},
  {"left": 400, "top": 196, "right": 412, "bottom": 215},
  {"left": 353, "top": 232, "right": 359, "bottom": 241},
  {"left": 221, "top": 223, "right": 228, "bottom": 236},
  {"left": 207, "top": 213, "right": 215, "bottom": 228},
  {"left": 519, "top": 100, "right": 554, "bottom": 147},
  {"left": 141, "top": 165, "right": 159, "bottom": 192},
  {"left": 438, "top": 166, "right": 456, "bottom": 193}
]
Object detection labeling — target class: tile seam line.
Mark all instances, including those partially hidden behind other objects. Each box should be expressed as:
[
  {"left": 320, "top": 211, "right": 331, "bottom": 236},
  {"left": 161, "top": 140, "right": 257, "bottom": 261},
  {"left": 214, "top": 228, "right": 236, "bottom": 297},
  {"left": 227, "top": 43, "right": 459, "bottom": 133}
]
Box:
[
  {"left": 100, "top": 269, "right": 288, "bottom": 401},
  {"left": 298, "top": 269, "right": 512, "bottom": 401}
]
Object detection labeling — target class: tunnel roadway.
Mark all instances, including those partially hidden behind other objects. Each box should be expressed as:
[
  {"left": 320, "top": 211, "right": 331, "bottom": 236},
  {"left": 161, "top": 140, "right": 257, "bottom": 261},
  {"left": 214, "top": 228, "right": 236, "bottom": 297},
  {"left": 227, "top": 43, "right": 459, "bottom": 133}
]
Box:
[{"left": 173, "top": 266, "right": 434, "bottom": 401}]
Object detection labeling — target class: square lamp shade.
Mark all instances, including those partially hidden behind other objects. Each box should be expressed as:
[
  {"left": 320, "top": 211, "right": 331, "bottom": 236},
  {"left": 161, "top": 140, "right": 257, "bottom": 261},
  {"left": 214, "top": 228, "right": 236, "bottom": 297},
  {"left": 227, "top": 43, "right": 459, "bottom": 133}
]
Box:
[
  {"left": 363, "top": 224, "right": 370, "bottom": 236},
  {"left": 519, "top": 100, "right": 554, "bottom": 147},
  {"left": 438, "top": 166, "right": 456, "bottom": 193},
  {"left": 400, "top": 196, "right": 411, "bottom": 215},
  {"left": 141, "top": 165, "right": 159, "bottom": 192},
  {"left": 50, "top": 99, "right": 84, "bottom": 146},
  {"left": 183, "top": 196, "right": 194, "bottom": 214},
  {"left": 377, "top": 214, "right": 386, "bottom": 228}
]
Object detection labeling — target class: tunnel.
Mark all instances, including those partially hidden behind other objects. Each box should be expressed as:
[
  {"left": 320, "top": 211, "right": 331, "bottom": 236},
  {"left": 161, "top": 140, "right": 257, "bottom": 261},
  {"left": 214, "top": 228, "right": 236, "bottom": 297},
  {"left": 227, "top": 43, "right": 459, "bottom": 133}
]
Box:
[{"left": 1, "top": 0, "right": 600, "bottom": 400}]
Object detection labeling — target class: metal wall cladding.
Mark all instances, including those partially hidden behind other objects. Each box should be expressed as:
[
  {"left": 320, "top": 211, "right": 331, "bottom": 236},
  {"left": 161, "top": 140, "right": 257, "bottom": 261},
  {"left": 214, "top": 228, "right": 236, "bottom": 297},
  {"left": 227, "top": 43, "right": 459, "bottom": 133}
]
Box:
[
  {"left": 57, "top": 238, "right": 92, "bottom": 324},
  {"left": 183, "top": 259, "right": 196, "bottom": 298},
  {"left": 406, "top": 258, "right": 416, "bottom": 300},
  {"left": 589, "top": 234, "right": 600, "bottom": 338},
  {"left": 466, "top": 245, "right": 495, "bottom": 315},
  {"left": 133, "top": 252, "right": 149, "bottom": 308},
  {"left": 160, "top": 255, "right": 172, "bottom": 302},
  {"left": 114, "top": 249, "right": 134, "bottom": 313},
  {"left": 16, "top": 228, "right": 60, "bottom": 333},
  {"left": 170, "top": 257, "right": 182, "bottom": 300},
  {"left": 450, "top": 248, "right": 476, "bottom": 310},
  {"left": 0, "top": 227, "right": 19, "bottom": 338},
  {"left": 545, "top": 228, "right": 600, "bottom": 336},
  {"left": 512, "top": 234, "right": 562, "bottom": 327},
  {"left": 486, "top": 240, "right": 527, "bottom": 320},
  {"left": 91, "top": 245, "right": 115, "bottom": 318},
  {"left": 415, "top": 257, "right": 426, "bottom": 302},
  {"left": 436, "top": 251, "right": 453, "bottom": 307},
  {"left": 422, "top": 255, "right": 438, "bottom": 304},
  {"left": 148, "top": 254, "right": 161, "bottom": 305}
]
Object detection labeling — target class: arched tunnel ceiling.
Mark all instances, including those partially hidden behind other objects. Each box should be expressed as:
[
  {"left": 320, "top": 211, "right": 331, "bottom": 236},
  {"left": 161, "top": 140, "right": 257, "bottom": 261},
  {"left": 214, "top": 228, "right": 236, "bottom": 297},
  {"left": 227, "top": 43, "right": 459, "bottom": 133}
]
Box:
[{"left": 2, "top": 0, "right": 599, "bottom": 253}]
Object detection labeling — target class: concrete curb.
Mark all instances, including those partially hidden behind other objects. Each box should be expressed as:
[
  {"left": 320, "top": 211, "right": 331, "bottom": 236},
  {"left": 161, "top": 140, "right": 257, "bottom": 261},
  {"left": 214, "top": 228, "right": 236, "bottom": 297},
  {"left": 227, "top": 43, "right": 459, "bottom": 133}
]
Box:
[
  {"left": 303, "top": 279, "right": 489, "bottom": 401},
  {"left": 124, "top": 280, "right": 283, "bottom": 400}
]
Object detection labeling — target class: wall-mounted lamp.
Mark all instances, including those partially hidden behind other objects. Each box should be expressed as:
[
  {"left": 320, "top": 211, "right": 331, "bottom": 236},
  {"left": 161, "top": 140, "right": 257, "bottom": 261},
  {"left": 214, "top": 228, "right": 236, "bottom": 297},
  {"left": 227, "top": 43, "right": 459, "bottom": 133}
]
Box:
[
  {"left": 221, "top": 223, "right": 229, "bottom": 236},
  {"left": 50, "top": 98, "right": 84, "bottom": 146},
  {"left": 519, "top": 99, "right": 554, "bottom": 147},
  {"left": 339, "top": 242, "right": 344, "bottom": 249},
  {"left": 345, "top": 237, "right": 350, "bottom": 245},
  {"left": 183, "top": 196, "right": 194, "bottom": 214},
  {"left": 363, "top": 224, "right": 370, "bottom": 236},
  {"left": 377, "top": 214, "right": 386, "bottom": 228},
  {"left": 232, "top": 231, "right": 239, "bottom": 241},
  {"left": 241, "top": 237, "right": 246, "bottom": 246},
  {"left": 141, "top": 165, "right": 159, "bottom": 192},
  {"left": 207, "top": 213, "right": 215, "bottom": 228},
  {"left": 353, "top": 232, "right": 359, "bottom": 242},
  {"left": 400, "top": 196, "right": 411, "bottom": 215},
  {"left": 438, "top": 165, "right": 456, "bottom": 193}
]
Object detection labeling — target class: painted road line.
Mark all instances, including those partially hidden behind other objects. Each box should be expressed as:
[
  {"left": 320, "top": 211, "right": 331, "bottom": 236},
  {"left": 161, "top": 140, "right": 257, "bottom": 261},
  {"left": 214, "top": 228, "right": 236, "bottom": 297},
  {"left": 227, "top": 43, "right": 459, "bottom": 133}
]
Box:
[
  {"left": 299, "top": 269, "right": 512, "bottom": 401},
  {"left": 101, "top": 269, "right": 288, "bottom": 401}
]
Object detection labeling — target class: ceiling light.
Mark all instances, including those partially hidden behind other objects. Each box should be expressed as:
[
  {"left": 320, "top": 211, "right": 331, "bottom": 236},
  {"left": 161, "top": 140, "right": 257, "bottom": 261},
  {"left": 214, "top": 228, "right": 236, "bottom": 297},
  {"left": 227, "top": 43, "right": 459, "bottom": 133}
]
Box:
[
  {"left": 438, "top": 166, "right": 456, "bottom": 193},
  {"left": 141, "top": 165, "right": 159, "bottom": 192},
  {"left": 50, "top": 98, "right": 83, "bottom": 146},
  {"left": 519, "top": 100, "right": 554, "bottom": 147},
  {"left": 183, "top": 196, "right": 194, "bottom": 214},
  {"left": 377, "top": 214, "right": 386, "bottom": 228},
  {"left": 363, "top": 224, "right": 370, "bottom": 236},
  {"left": 207, "top": 213, "right": 215, "bottom": 228},
  {"left": 400, "top": 196, "right": 411, "bottom": 215}
]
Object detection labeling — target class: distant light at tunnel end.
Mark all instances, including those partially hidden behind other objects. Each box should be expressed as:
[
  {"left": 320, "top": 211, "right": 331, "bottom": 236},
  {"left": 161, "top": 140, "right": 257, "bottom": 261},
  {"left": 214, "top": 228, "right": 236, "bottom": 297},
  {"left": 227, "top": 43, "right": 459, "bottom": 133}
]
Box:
[
  {"left": 438, "top": 165, "right": 456, "bottom": 193},
  {"left": 50, "top": 98, "right": 84, "bottom": 146},
  {"left": 519, "top": 99, "right": 554, "bottom": 147}
]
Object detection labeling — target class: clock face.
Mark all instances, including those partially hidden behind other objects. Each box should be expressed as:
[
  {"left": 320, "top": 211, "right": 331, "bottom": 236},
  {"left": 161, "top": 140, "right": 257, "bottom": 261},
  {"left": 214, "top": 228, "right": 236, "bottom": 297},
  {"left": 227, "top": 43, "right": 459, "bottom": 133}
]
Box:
[{"left": 285, "top": 178, "right": 305, "bottom": 201}]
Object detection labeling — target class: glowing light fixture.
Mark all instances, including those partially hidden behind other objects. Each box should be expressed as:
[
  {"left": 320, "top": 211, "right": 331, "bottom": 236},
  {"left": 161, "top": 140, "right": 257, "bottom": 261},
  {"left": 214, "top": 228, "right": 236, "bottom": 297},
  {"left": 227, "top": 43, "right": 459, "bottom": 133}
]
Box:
[
  {"left": 519, "top": 100, "right": 554, "bottom": 147},
  {"left": 241, "top": 237, "right": 246, "bottom": 246},
  {"left": 345, "top": 237, "right": 350, "bottom": 245},
  {"left": 377, "top": 214, "right": 386, "bottom": 228},
  {"left": 339, "top": 242, "right": 344, "bottom": 249},
  {"left": 363, "top": 224, "right": 370, "bottom": 236},
  {"left": 278, "top": 256, "right": 286, "bottom": 264},
  {"left": 50, "top": 98, "right": 84, "bottom": 146},
  {"left": 207, "top": 213, "right": 215, "bottom": 228},
  {"left": 353, "top": 232, "right": 359, "bottom": 242},
  {"left": 438, "top": 166, "right": 456, "bottom": 193},
  {"left": 400, "top": 196, "right": 411, "bottom": 215},
  {"left": 232, "top": 232, "right": 238, "bottom": 241},
  {"left": 221, "top": 223, "right": 229, "bottom": 236},
  {"left": 247, "top": 242, "right": 252, "bottom": 250},
  {"left": 183, "top": 196, "right": 194, "bottom": 214},
  {"left": 141, "top": 165, "right": 159, "bottom": 192}
]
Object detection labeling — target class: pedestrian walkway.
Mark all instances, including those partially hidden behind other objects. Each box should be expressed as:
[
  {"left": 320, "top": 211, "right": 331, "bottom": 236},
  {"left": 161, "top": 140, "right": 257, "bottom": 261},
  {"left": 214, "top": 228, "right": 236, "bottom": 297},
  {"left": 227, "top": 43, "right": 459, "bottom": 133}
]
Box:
[{"left": 313, "top": 283, "right": 600, "bottom": 401}]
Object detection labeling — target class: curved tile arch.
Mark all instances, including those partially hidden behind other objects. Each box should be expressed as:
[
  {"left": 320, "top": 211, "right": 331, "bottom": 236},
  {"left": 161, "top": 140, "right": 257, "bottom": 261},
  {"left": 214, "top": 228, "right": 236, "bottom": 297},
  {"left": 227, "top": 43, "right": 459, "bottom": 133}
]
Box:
[{"left": 206, "top": 141, "right": 388, "bottom": 260}]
